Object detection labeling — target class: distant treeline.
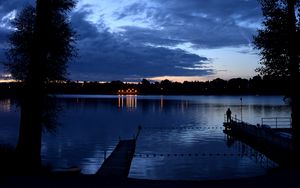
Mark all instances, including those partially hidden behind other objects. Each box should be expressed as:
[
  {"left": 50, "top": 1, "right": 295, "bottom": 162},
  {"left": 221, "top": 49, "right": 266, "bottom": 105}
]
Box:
[{"left": 0, "top": 75, "right": 290, "bottom": 96}]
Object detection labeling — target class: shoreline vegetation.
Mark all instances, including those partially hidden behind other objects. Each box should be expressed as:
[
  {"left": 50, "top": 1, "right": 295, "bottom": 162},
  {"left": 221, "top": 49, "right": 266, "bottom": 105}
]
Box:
[{"left": 0, "top": 76, "right": 290, "bottom": 96}]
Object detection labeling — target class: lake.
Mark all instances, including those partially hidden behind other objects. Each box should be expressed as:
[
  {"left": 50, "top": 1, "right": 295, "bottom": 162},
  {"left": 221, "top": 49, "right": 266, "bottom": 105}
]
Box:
[{"left": 0, "top": 95, "right": 291, "bottom": 180}]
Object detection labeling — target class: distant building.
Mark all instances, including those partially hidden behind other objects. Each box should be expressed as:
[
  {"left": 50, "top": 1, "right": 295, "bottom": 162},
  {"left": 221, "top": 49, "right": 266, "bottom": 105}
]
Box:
[{"left": 117, "top": 89, "right": 138, "bottom": 95}]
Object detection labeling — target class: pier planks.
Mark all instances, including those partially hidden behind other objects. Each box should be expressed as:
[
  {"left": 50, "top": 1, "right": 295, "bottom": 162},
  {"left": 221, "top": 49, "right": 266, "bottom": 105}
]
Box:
[
  {"left": 224, "top": 120, "right": 294, "bottom": 166},
  {"left": 96, "top": 139, "right": 136, "bottom": 178}
]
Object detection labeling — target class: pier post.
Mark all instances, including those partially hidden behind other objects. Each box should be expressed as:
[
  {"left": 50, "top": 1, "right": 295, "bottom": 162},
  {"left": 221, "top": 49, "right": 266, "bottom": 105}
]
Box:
[{"left": 240, "top": 97, "right": 243, "bottom": 122}]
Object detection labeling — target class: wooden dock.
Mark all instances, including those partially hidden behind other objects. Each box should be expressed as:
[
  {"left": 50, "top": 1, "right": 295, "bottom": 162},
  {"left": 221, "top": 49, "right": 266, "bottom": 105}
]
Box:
[
  {"left": 223, "top": 119, "right": 294, "bottom": 166},
  {"left": 96, "top": 126, "right": 141, "bottom": 178},
  {"left": 96, "top": 139, "right": 136, "bottom": 178}
]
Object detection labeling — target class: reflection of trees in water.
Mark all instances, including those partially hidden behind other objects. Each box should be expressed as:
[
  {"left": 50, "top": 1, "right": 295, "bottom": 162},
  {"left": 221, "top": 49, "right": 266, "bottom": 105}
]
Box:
[
  {"left": 225, "top": 137, "right": 278, "bottom": 169},
  {"left": 0, "top": 95, "right": 60, "bottom": 175},
  {"left": 42, "top": 97, "right": 61, "bottom": 134},
  {"left": 16, "top": 94, "right": 44, "bottom": 173},
  {"left": 0, "top": 99, "right": 12, "bottom": 112}
]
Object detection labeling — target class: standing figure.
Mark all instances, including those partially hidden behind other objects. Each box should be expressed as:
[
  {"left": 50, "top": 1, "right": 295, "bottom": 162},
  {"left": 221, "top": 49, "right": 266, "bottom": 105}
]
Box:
[{"left": 226, "top": 108, "right": 232, "bottom": 122}]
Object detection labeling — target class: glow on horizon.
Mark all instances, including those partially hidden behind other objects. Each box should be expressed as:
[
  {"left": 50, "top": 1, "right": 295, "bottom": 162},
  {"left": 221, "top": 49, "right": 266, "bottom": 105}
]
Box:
[
  {"left": 0, "top": 79, "right": 17, "bottom": 83},
  {"left": 173, "top": 42, "right": 259, "bottom": 80},
  {"left": 146, "top": 42, "right": 260, "bottom": 82},
  {"left": 147, "top": 76, "right": 211, "bottom": 83}
]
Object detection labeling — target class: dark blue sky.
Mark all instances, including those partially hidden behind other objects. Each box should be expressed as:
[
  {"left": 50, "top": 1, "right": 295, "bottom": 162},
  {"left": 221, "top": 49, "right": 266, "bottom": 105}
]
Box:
[{"left": 0, "top": 0, "right": 262, "bottom": 82}]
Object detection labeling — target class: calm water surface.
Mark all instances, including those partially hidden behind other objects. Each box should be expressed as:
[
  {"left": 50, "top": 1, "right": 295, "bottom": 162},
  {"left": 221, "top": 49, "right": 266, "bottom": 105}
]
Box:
[{"left": 0, "top": 95, "right": 291, "bottom": 180}]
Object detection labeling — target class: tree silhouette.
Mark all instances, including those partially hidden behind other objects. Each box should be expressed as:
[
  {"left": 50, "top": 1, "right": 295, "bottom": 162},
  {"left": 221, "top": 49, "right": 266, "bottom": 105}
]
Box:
[
  {"left": 254, "top": 0, "right": 300, "bottom": 153},
  {"left": 287, "top": 0, "right": 300, "bottom": 154},
  {"left": 6, "top": 0, "right": 77, "bottom": 85},
  {"left": 4, "top": 0, "right": 77, "bottom": 174},
  {"left": 254, "top": 0, "right": 290, "bottom": 76}
]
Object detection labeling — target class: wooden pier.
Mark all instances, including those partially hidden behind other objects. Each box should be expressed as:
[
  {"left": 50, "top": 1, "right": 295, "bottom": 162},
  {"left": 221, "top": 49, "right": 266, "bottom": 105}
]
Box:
[
  {"left": 223, "top": 117, "right": 294, "bottom": 166},
  {"left": 96, "top": 126, "right": 141, "bottom": 179},
  {"left": 96, "top": 139, "right": 136, "bottom": 178}
]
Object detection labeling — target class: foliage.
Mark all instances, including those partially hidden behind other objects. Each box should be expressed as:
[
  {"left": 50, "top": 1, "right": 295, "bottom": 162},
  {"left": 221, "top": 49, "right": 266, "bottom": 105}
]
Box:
[
  {"left": 6, "top": 0, "right": 77, "bottom": 83},
  {"left": 253, "top": 0, "right": 300, "bottom": 77},
  {"left": 5, "top": 6, "right": 35, "bottom": 81}
]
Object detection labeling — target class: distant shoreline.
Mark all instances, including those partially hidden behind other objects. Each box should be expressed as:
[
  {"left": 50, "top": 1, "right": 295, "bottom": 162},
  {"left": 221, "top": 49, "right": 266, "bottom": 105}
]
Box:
[
  {"left": 0, "top": 76, "right": 290, "bottom": 97},
  {"left": 0, "top": 93, "right": 286, "bottom": 98}
]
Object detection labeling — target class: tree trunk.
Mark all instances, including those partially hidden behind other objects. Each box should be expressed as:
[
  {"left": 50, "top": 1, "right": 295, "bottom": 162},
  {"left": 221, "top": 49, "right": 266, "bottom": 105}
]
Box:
[
  {"left": 287, "top": 0, "right": 300, "bottom": 157},
  {"left": 15, "top": 0, "right": 51, "bottom": 174},
  {"left": 16, "top": 93, "right": 44, "bottom": 173}
]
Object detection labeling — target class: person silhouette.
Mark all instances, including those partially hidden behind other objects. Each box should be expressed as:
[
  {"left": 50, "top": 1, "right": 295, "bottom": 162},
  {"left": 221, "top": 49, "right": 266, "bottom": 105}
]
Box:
[{"left": 226, "top": 108, "right": 232, "bottom": 122}]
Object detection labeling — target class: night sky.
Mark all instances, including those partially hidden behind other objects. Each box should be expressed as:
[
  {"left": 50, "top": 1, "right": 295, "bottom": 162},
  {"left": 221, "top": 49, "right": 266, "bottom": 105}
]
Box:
[{"left": 0, "top": 0, "right": 262, "bottom": 82}]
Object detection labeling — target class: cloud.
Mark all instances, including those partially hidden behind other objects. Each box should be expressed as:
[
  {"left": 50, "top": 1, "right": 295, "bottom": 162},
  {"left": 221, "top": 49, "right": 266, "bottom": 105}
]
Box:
[
  {"left": 0, "top": 0, "right": 34, "bottom": 17},
  {"left": 0, "top": 0, "right": 35, "bottom": 73},
  {"left": 0, "top": 27, "right": 9, "bottom": 72},
  {"left": 0, "top": 0, "right": 262, "bottom": 81},
  {"left": 0, "top": 27, "right": 9, "bottom": 44},
  {"left": 115, "top": 0, "right": 262, "bottom": 48},
  {"left": 69, "top": 9, "right": 213, "bottom": 81}
]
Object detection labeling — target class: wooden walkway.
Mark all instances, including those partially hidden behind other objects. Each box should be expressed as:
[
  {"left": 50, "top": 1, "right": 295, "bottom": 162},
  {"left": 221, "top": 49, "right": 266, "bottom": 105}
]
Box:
[
  {"left": 96, "top": 139, "right": 136, "bottom": 178},
  {"left": 223, "top": 119, "right": 294, "bottom": 166},
  {"left": 96, "top": 126, "right": 141, "bottom": 178}
]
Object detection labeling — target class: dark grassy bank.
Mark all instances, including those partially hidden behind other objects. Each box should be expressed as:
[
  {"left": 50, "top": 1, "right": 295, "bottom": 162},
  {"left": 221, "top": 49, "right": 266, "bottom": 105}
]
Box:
[{"left": 0, "top": 167, "right": 299, "bottom": 188}]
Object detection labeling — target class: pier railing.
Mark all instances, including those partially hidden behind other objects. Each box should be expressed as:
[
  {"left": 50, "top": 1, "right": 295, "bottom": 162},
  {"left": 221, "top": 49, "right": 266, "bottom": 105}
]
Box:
[
  {"left": 224, "top": 115, "right": 292, "bottom": 129},
  {"left": 224, "top": 118, "right": 293, "bottom": 151},
  {"left": 261, "top": 117, "right": 291, "bottom": 129}
]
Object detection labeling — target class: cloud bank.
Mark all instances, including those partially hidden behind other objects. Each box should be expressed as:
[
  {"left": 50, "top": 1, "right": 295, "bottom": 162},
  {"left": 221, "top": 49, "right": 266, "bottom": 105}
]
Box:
[{"left": 0, "top": 0, "right": 262, "bottom": 81}]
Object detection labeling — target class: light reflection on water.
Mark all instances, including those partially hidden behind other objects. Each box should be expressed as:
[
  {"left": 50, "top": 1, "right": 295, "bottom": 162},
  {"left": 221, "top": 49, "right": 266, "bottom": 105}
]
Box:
[
  {"left": 0, "top": 95, "right": 290, "bottom": 180},
  {"left": 0, "top": 99, "right": 12, "bottom": 112},
  {"left": 118, "top": 95, "right": 138, "bottom": 109}
]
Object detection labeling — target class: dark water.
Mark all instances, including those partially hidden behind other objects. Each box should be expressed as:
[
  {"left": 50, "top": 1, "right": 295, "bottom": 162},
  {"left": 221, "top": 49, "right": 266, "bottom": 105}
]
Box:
[{"left": 0, "top": 95, "right": 290, "bottom": 180}]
